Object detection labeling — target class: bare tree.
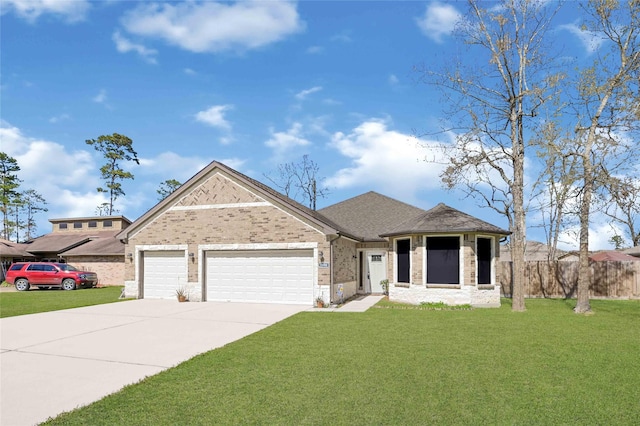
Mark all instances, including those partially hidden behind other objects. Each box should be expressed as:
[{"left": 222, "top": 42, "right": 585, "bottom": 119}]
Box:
[
  {"left": 570, "top": 0, "right": 640, "bottom": 313},
  {"left": 263, "top": 155, "right": 329, "bottom": 210},
  {"left": 604, "top": 176, "right": 640, "bottom": 247},
  {"left": 19, "top": 189, "right": 48, "bottom": 241},
  {"left": 418, "top": 0, "right": 561, "bottom": 311}
]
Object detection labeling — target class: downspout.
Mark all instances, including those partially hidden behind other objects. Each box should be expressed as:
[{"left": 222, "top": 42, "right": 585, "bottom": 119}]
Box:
[{"left": 328, "top": 234, "right": 341, "bottom": 304}]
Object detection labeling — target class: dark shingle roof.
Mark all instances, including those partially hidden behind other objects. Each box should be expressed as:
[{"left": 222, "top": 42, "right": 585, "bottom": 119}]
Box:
[
  {"left": 318, "top": 191, "right": 427, "bottom": 241},
  {"left": 22, "top": 231, "right": 121, "bottom": 255},
  {"left": 61, "top": 232, "right": 124, "bottom": 256},
  {"left": 380, "top": 203, "right": 510, "bottom": 237},
  {"left": 0, "top": 239, "right": 34, "bottom": 257}
]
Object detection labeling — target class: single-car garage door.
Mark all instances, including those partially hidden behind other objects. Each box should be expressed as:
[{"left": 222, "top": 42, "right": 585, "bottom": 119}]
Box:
[
  {"left": 206, "top": 250, "right": 314, "bottom": 304},
  {"left": 143, "top": 251, "right": 187, "bottom": 299}
]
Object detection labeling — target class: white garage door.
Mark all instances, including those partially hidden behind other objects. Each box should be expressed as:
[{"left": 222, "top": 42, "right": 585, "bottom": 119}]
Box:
[
  {"left": 143, "top": 251, "right": 187, "bottom": 299},
  {"left": 206, "top": 250, "right": 314, "bottom": 304}
]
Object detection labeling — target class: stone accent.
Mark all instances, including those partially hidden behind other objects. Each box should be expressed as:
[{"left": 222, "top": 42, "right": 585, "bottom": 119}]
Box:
[{"left": 390, "top": 283, "right": 501, "bottom": 307}]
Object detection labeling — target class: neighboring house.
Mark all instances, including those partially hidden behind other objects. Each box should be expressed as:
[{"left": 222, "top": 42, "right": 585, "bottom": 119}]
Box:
[
  {"left": 589, "top": 251, "right": 640, "bottom": 262},
  {"left": 1, "top": 238, "right": 34, "bottom": 281},
  {"left": 117, "top": 161, "right": 510, "bottom": 307},
  {"left": 500, "top": 240, "right": 565, "bottom": 262},
  {"left": 7, "top": 216, "right": 130, "bottom": 286}
]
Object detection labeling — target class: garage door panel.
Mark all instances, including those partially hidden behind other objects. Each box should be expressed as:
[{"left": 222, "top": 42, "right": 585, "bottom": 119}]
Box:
[
  {"left": 206, "top": 250, "right": 314, "bottom": 304},
  {"left": 143, "top": 251, "right": 187, "bottom": 299}
]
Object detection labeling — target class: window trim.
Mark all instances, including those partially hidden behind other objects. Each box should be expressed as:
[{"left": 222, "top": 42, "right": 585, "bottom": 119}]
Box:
[{"left": 73, "top": 222, "right": 82, "bottom": 229}]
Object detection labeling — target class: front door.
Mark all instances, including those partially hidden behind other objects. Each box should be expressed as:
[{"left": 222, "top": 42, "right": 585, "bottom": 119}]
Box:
[{"left": 366, "top": 252, "right": 387, "bottom": 293}]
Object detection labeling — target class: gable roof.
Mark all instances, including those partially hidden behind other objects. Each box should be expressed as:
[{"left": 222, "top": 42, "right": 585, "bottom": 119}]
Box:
[
  {"left": 500, "top": 240, "right": 566, "bottom": 261},
  {"left": 318, "top": 191, "right": 426, "bottom": 241},
  {"left": 117, "top": 161, "right": 357, "bottom": 241},
  {"left": 380, "top": 203, "right": 510, "bottom": 237}
]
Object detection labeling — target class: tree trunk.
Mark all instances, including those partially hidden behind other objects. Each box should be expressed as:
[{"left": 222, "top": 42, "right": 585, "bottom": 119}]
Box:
[
  {"left": 575, "top": 169, "right": 593, "bottom": 313},
  {"left": 511, "top": 147, "right": 526, "bottom": 311}
]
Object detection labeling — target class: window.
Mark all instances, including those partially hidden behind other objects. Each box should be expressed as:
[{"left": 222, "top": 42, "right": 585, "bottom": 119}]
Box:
[
  {"left": 88, "top": 221, "right": 97, "bottom": 228},
  {"left": 103, "top": 220, "right": 113, "bottom": 227},
  {"left": 477, "top": 237, "right": 493, "bottom": 285},
  {"left": 73, "top": 222, "right": 82, "bottom": 229},
  {"left": 371, "top": 254, "right": 382, "bottom": 262},
  {"left": 43, "top": 264, "right": 56, "bottom": 272},
  {"left": 27, "top": 264, "right": 44, "bottom": 271},
  {"left": 59, "top": 223, "right": 68, "bottom": 229},
  {"left": 426, "top": 236, "right": 460, "bottom": 284},
  {"left": 396, "top": 239, "right": 410, "bottom": 283},
  {"left": 9, "top": 264, "right": 24, "bottom": 271}
]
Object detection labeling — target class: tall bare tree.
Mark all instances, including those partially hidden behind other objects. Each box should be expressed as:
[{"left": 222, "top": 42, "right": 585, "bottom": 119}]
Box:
[
  {"left": 570, "top": 0, "right": 640, "bottom": 313},
  {"left": 264, "top": 155, "right": 329, "bottom": 210},
  {"left": 86, "top": 133, "right": 139, "bottom": 215},
  {"left": 418, "top": 0, "right": 561, "bottom": 311}
]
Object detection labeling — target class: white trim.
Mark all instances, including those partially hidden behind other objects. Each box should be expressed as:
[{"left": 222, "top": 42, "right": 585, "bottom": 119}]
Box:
[
  {"left": 423, "top": 234, "right": 463, "bottom": 285},
  {"left": 169, "top": 202, "right": 270, "bottom": 211},
  {"left": 393, "top": 237, "right": 412, "bottom": 284}
]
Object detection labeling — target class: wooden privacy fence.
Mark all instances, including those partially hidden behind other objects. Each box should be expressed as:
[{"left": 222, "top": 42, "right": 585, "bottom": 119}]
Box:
[{"left": 498, "top": 261, "right": 640, "bottom": 299}]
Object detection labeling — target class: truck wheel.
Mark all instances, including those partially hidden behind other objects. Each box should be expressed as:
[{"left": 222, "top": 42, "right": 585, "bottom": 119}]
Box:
[
  {"left": 62, "top": 278, "right": 76, "bottom": 291},
  {"left": 15, "top": 278, "right": 30, "bottom": 291}
]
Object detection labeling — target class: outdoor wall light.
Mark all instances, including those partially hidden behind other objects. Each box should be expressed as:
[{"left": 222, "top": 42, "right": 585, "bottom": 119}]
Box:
[
  {"left": 318, "top": 251, "right": 324, "bottom": 257},
  {"left": 127, "top": 253, "right": 133, "bottom": 259},
  {"left": 189, "top": 252, "right": 195, "bottom": 258}
]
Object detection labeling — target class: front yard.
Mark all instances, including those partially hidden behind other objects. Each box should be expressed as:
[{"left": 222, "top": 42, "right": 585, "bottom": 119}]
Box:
[
  {"left": 0, "top": 286, "right": 126, "bottom": 318},
  {"left": 44, "top": 298, "right": 640, "bottom": 425}
]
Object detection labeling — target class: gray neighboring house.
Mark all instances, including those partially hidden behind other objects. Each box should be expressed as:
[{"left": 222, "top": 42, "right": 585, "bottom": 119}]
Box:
[
  {"left": 500, "top": 240, "right": 566, "bottom": 262},
  {"left": 3, "top": 216, "right": 130, "bottom": 286},
  {"left": 623, "top": 246, "right": 640, "bottom": 258},
  {"left": 117, "top": 161, "right": 510, "bottom": 307}
]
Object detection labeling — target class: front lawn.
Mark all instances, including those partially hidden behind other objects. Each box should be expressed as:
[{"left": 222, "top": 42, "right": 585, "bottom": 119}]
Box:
[
  {"left": 45, "top": 298, "right": 640, "bottom": 425},
  {"left": 0, "top": 286, "right": 126, "bottom": 318}
]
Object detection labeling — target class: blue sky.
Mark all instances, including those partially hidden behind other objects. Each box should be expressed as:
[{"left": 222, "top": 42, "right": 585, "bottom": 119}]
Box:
[{"left": 0, "top": 0, "right": 622, "bottom": 249}]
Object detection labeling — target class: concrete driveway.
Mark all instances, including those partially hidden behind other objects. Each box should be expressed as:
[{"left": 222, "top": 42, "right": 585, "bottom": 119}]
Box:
[{"left": 0, "top": 299, "right": 309, "bottom": 426}]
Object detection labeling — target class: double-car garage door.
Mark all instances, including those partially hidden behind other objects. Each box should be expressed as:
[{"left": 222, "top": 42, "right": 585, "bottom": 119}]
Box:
[
  {"left": 142, "top": 249, "right": 314, "bottom": 304},
  {"left": 206, "top": 250, "right": 313, "bottom": 304}
]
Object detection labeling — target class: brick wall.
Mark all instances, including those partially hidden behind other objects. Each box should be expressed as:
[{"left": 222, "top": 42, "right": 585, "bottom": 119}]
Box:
[{"left": 65, "top": 256, "right": 125, "bottom": 286}]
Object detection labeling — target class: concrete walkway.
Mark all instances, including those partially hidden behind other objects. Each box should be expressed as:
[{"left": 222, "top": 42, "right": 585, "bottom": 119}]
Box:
[{"left": 0, "top": 300, "right": 309, "bottom": 426}]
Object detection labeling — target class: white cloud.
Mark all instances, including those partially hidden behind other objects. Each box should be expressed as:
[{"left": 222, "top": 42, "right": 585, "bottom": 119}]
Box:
[
  {"left": 92, "top": 89, "right": 107, "bottom": 104},
  {"left": 120, "top": 1, "right": 304, "bottom": 54},
  {"left": 557, "top": 23, "right": 605, "bottom": 54},
  {"left": 195, "top": 105, "right": 233, "bottom": 131},
  {"left": 557, "top": 221, "right": 625, "bottom": 251},
  {"left": 331, "top": 31, "right": 352, "bottom": 43},
  {"left": 48, "top": 113, "right": 70, "bottom": 124},
  {"left": 184, "top": 68, "right": 197, "bottom": 75},
  {"left": 306, "top": 45, "right": 324, "bottom": 54},
  {"left": 327, "top": 119, "right": 447, "bottom": 201},
  {"left": 265, "top": 122, "right": 311, "bottom": 155},
  {"left": 0, "top": 122, "right": 103, "bottom": 231},
  {"left": 416, "top": 2, "right": 461, "bottom": 43},
  {"left": 388, "top": 74, "right": 399, "bottom": 85},
  {"left": 1, "top": 0, "right": 90, "bottom": 23},
  {"left": 112, "top": 31, "right": 158, "bottom": 64},
  {"left": 295, "top": 86, "right": 322, "bottom": 101}
]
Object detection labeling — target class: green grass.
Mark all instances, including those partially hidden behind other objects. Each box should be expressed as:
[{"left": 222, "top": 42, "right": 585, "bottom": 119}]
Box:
[
  {"left": 0, "top": 286, "right": 126, "bottom": 318},
  {"left": 44, "top": 298, "right": 640, "bottom": 425}
]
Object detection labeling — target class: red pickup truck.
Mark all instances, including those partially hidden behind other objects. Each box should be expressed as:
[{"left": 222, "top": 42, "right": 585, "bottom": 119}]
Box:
[{"left": 5, "top": 262, "right": 98, "bottom": 291}]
